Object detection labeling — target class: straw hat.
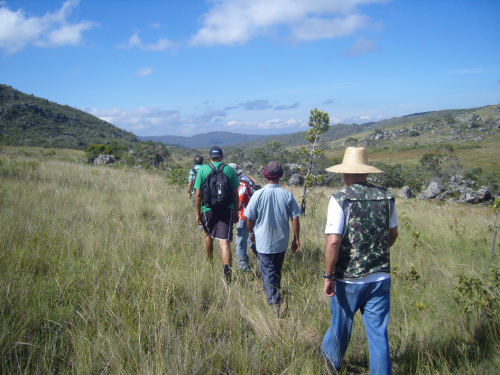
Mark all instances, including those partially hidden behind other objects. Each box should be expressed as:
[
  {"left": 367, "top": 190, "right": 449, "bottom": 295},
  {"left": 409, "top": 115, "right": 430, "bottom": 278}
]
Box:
[{"left": 326, "top": 147, "right": 383, "bottom": 174}]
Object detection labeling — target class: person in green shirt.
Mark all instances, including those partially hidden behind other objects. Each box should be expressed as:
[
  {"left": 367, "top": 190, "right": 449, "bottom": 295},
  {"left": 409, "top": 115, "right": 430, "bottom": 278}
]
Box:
[{"left": 194, "top": 146, "right": 240, "bottom": 282}]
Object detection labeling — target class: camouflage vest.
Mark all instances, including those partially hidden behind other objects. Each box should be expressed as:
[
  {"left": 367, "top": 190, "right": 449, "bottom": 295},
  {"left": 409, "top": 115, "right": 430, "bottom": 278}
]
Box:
[{"left": 332, "top": 182, "right": 394, "bottom": 279}]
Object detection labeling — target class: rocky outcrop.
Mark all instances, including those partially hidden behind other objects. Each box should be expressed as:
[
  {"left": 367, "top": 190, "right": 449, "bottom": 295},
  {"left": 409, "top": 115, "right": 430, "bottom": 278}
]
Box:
[
  {"left": 288, "top": 174, "right": 304, "bottom": 186},
  {"left": 398, "top": 186, "right": 412, "bottom": 199},
  {"left": 415, "top": 175, "right": 496, "bottom": 204},
  {"left": 93, "top": 154, "right": 114, "bottom": 165},
  {"left": 417, "top": 181, "right": 443, "bottom": 200}
]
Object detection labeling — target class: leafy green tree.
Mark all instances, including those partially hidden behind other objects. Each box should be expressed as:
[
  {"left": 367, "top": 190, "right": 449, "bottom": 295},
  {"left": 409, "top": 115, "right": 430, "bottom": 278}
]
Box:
[
  {"left": 84, "top": 144, "right": 106, "bottom": 163},
  {"left": 137, "top": 141, "right": 170, "bottom": 168},
  {"left": 419, "top": 152, "right": 443, "bottom": 177},
  {"left": 299, "top": 108, "right": 330, "bottom": 214}
]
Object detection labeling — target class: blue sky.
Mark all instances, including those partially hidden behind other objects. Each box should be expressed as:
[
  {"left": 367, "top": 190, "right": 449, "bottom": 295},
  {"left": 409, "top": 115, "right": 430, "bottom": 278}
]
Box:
[{"left": 1, "top": 0, "right": 499, "bottom": 137}]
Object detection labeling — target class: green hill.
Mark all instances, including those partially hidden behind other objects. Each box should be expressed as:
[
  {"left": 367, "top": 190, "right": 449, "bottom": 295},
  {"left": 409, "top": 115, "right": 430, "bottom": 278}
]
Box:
[
  {"left": 139, "top": 131, "right": 269, "bottom": 149},
  {"left": 0, "top": 84, "right": 139, "bottom": 149}
]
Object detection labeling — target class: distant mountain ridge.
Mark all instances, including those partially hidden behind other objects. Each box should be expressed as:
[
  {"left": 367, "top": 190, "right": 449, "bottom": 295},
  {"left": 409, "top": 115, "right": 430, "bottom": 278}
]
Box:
[
  {"left": 138, "top": 131, "right": 270, "bottom": 149},
  {"left": 0, "top": 84, "right": 139, "bottom": 149}
]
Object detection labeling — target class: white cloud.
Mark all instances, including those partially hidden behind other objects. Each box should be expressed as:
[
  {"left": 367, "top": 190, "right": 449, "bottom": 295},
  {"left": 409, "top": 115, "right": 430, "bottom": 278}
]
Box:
[
  {"left": 84, "top": 106, "right": 230, "bottom": 136},
  {"left": 0, "top": 0, "right": 97, "bottom": 55},
  {"left": 449, "top": 67, "right": 500, "bottom": 74},
  {"left": 119, "top": 31, "right": 175, "bottom": 51},
  {"left": 135, "top": 67, "right": 153, "bottom": 76},
  {"left": 343, "top": 35, "right": 380, "bottom": 56},
  {"left": 190, "top": 0, "right": 389, "bottom": 46}
]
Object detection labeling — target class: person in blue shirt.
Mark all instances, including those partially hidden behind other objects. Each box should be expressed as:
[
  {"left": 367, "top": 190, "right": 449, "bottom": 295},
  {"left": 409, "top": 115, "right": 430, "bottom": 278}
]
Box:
[
  {"left": 188, "top": 154, "right": 203, "bottom": 207},
  {"left": 244, "top": 161, "right": 301, "bottom": 315}
]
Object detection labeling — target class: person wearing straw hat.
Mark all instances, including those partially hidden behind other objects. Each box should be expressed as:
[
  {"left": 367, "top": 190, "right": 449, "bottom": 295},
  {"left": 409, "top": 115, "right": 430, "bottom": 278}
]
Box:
[{"left": 322, "top": 147, "right": 398, "bottom": 374}]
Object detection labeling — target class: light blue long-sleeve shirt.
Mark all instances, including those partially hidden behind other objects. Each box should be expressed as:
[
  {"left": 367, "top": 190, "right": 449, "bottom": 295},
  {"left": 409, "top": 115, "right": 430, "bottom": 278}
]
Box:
[{"left": 244, "top": 184, "right": 301, "bottom": 254}]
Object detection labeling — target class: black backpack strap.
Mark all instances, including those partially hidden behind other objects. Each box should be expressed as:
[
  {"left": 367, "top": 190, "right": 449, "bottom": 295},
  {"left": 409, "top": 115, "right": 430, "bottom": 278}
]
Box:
[{"left": 217, "top": 163, "right": 226, "bottom": 172}]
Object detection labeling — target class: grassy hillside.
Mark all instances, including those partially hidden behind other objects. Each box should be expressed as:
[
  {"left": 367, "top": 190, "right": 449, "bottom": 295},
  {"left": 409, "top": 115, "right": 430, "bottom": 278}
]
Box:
[
  {"left": 139, "top": 131, "right": 270, "bottom": 149},
  {"left": 0, "top": 150, "right": 499, "bottom": 374},
  {"left": 0, "top": 84, "right": 140, "bottom": 150}
]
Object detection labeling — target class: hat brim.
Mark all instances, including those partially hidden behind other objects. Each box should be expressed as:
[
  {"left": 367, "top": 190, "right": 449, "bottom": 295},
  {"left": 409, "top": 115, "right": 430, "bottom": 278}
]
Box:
[{"left": 326, "top": 163, "right": 383, "bottom": 174}]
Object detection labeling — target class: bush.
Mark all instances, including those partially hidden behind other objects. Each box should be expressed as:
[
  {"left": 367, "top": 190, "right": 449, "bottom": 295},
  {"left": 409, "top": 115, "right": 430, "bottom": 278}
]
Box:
[{"left": 373, "top": 163, "right": 405, "bottom": 188}]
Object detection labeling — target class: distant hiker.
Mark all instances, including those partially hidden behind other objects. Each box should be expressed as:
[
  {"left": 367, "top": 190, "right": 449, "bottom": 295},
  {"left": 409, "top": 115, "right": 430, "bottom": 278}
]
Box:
[
  {"left": 194, "top": 146, "right": 240, "bottom": 283},
  {"left": 228, "top": 163, "right": 257, "bottom": 272},
  {"left": 188, "top": 154, "right": 203, "bottom": 207},
  {"left": 245, "top": 161, "right": 301, "bottom": 315},
  {"left": 322, "top": 147, "right": 398, "bottom": 374}
]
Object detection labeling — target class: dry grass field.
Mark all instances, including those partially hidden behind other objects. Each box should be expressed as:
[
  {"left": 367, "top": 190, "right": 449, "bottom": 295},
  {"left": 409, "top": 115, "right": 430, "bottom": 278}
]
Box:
[{"left": 0, "top": 149, "right": 499, "bottom": 374}]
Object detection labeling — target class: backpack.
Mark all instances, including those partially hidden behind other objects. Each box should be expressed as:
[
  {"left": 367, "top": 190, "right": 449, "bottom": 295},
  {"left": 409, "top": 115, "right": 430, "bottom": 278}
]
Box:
[
  {"left": 191, "top": 167, "right": 198, "bottom": 186},
  {"left": 202, "top": 163, "right": 233, "bottom": 209}
]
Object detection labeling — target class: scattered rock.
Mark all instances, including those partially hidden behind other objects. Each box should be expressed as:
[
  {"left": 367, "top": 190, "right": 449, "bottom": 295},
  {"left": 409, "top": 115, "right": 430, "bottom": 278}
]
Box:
[
  {"left": 398, "top": 186, "right": 412, "bottom": 199},
  {"left": 93, "top": 154, "right": 114, "bottom": 165},
  {"left": 288, "top": 174, "right": 304, "bottom": 186},
  {"left": 417, "top": 181, "right": 443, "bottom": 200}
]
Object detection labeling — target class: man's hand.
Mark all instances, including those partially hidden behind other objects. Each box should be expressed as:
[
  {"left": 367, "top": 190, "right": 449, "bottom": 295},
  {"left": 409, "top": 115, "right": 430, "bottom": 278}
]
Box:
[
  {"left": 324, "top": 279, "right": 336, "bottom": 297},
  {"left": 291, "top": 238, "right": 300, "bottom": 253},
  {"left": 188, "top": 192, "right": 192, "bottom": 199},
  {"left": 232, "top": 210, "right": 239, "bottom": 223},
  {"left": 249, "top": 233, "right": 256, "bottom": 244},
  {"left": 196, "top": 213, "right": 203, "bottom": 226}
]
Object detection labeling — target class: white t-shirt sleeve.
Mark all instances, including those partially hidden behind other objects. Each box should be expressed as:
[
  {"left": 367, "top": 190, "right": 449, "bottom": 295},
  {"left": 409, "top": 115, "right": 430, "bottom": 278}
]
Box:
[{"left": 325, "top": 197, "right": 344, "bottom": 234}]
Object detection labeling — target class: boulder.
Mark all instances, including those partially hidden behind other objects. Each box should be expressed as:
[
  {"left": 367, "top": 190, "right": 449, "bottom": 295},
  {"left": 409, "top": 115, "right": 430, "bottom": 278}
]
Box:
[
  {"left": 288, "top": 174, "right": 304, "bottom": 186},
  {"left": 477, "top": 186, "right": 492, "bottom": 200},
  {"left": 93, "top": 155, "right": 114, "bottom": 165},
  {"left": 417, "top": 181, "right": 443, "bottom": 200},
  {"left": 398, "top": 186, "right": 412, "bottom": 199}
]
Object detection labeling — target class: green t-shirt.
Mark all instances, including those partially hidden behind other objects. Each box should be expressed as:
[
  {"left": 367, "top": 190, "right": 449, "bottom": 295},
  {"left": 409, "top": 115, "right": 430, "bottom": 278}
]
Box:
[{"left": 193, "top": 162, "right": 240, "bottom": 212}]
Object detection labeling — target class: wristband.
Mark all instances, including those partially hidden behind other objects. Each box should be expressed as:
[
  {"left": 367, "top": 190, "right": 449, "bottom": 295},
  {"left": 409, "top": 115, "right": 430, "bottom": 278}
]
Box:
[
  {"left": 323, "top": 272, "right": 334, "bottom": 279},
  {"left": 249, "top": 233, "right": 254, "bottom": 236}
]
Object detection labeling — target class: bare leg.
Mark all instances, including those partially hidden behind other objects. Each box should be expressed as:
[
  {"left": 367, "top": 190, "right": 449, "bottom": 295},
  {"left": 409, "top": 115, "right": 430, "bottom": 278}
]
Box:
[
  {"left": 220, "top": 240, "right": 232, "bottom": 265},
  {"left": 204, "top": 234, "right": 213, "bottom": 259}
]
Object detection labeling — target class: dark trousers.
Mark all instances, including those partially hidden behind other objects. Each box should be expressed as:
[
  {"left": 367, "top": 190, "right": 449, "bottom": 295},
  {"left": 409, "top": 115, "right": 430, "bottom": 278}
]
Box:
[{"left": 257, "top": 251, "right": 286, "bottom": 305}]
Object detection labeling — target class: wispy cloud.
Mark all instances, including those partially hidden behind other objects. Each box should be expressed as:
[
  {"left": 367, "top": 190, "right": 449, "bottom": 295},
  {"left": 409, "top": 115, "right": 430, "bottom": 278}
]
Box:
[
  {"left": 323, "top": 99, "right": 335, "bottom": 104},
  {"left": 343, "top": 36, "right": 380, "bottom": 56},
  {"left": 200, "top": 109, "right": 226, "bottom": 120},
  {"left": 189, "top": 0, "right": 390, "bottom": 46},
  {"left": 119, "top": 31, "right": 175, "bottom": 51},
  {"left": 239, "top": 100, "right": 273, "bottom": 110},
  {"left": 135, "top": 67, "right": 152, "bottom": 77},
  {"left": 0, "top": 0, "right": 97, "bottom": 55},
  {"left": 274, "top": 103, "right": 299, "bottom": 110},
  {"left": 449, "top": 67, "right": 500, "bottom": 74}
]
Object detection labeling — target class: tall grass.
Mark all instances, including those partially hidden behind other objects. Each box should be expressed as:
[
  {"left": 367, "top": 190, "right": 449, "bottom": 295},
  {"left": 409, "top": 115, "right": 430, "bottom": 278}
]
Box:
[{"left": 0, "top": 154, "right": 498, "bottom": 374}]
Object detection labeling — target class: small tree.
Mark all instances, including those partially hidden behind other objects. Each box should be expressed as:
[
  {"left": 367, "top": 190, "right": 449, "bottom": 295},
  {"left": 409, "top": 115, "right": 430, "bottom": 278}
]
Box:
[{"left": 299, "top": 108, "right": 330, "bottom": 214}]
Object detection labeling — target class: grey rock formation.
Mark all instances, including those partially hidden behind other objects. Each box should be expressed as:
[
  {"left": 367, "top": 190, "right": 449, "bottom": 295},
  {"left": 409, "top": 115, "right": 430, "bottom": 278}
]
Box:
[
  {"left": 288, "top": 174, "right": 304, "bottom": 186},
  {"left": 417, "top": 181, "right": 443, "bottom": 200},
  {"left": 93, "top": 155, "right": 114, "bottom": 165},
  {"left": 398, "top": 186, "right": 412, "bottom": 199}
]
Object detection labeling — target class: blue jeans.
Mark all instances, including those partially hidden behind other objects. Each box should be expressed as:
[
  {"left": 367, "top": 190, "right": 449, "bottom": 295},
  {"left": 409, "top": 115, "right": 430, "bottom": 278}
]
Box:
[
  {"left": 322, "top": 278, "right": 392, "bottom": 375},
  {"left": 256, "top": 251, "right": 286, "bottom": 305},
  {"left": 235, "top": 220, "right": 256, "bottom": 271}
]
